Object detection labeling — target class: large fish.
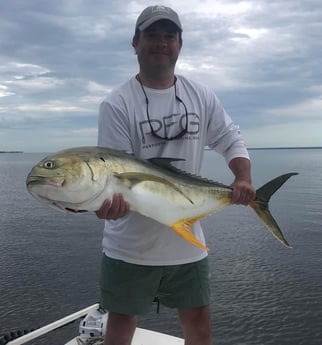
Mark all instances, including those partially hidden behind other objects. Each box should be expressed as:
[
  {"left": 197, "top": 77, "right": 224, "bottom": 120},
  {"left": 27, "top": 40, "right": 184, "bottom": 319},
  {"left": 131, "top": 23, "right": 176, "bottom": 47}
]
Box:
[{"left": 26, "top": 146, "right": 297, "bottom": 250}]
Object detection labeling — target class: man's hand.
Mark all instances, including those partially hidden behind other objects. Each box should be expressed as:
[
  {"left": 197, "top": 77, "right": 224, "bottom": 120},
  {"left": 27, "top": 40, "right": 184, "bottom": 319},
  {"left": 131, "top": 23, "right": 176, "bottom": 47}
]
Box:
[
  {"left": 231, "top": 179, "right": 256, "bottom": 205},
  {"left": 96, "top": 194, "right": 130, "bottom": 220},
  {"left": 228, "top": 157, "right": 256, "bottom": 205}
]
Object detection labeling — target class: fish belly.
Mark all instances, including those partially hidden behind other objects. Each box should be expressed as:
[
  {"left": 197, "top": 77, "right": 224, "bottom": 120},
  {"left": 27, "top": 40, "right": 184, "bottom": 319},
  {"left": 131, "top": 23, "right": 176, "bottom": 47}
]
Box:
[{"left": 125, "top": 184, "right": 225, "bottom": 226}]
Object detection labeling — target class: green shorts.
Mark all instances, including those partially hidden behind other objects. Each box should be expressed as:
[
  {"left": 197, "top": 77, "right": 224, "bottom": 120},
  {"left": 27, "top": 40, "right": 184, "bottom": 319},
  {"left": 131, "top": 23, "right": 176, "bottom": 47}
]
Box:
[{"left": 100, "top": 255, "right": 210, "bottom": 315}]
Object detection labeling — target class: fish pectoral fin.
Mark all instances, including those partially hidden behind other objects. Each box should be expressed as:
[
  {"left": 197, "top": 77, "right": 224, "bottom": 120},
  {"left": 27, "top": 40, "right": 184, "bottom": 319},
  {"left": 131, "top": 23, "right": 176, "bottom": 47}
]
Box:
[
  {"left": 171, "top": 217, "right": 209, "bottom": 251},
  {"left": 114, "top": 172, "right": 194, "bottom": 205}
]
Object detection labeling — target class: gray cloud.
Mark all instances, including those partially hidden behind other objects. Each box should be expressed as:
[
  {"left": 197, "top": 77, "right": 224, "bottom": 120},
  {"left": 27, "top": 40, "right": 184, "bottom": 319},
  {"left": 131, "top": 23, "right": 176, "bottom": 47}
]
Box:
[{"left": 1, "top": 0, "right": 321, "bottom": 151}]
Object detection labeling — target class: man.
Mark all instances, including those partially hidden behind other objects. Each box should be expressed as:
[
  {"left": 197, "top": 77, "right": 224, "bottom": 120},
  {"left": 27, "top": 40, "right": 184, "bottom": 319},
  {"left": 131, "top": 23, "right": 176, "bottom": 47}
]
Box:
[{"left": 96, "top": 5, "right": 255, "bottom": 345}]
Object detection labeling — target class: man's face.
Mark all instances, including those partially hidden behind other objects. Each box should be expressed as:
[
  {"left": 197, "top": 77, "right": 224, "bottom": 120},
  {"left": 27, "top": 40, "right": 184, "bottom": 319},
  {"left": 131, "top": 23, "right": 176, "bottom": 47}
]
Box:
[{"left": 133, "top": 20, "right": 182, "bottom": 73}]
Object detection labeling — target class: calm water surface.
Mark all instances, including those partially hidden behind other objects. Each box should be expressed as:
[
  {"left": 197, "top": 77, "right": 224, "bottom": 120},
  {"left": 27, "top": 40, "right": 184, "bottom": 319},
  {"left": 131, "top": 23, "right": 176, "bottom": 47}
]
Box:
[{"left": 0, "top": 149, "right": 321, "bottom": 345}]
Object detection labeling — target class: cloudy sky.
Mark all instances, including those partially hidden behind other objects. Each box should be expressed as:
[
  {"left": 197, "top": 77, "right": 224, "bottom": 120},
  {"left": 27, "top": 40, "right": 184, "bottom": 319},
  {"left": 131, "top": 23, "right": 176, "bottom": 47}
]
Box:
[{"left": 1, "top": 0, "right": 321, "bottom": 152}]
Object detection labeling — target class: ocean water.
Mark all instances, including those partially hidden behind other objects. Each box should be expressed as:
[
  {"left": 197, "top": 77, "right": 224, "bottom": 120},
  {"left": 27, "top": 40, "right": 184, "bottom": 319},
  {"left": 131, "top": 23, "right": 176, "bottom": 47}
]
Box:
[{"left": 0, "top": 148, "right": 322, "bottom": 345}]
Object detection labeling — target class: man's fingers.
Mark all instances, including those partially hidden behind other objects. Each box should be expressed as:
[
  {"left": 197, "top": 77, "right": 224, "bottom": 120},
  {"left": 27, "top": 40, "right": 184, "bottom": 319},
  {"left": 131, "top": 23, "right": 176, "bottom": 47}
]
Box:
[
  {"left": 96, "top": 194, "right": 130, "bottom": 220},
  {"left": 231, "top": 182, "right": 256, "bottom": 205},
  {"left": 95, "top": 199, "right": 112, "bottom": 219}
]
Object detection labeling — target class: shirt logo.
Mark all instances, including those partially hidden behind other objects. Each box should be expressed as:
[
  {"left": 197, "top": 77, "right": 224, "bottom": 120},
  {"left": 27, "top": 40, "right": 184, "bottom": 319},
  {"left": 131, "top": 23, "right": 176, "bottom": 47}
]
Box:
[{"left": 139, "top": 112, "right": 200, "bottom": 145}]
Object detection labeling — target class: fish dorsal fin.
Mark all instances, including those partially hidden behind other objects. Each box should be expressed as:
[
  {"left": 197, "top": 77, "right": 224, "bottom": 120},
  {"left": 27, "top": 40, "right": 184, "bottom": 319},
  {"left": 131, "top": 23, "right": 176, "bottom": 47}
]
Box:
[
  {"left": 147, "top": 157, "right": 197, "bottom": 178},
  {"left": 114, "top": 172, "right": 194, "bottom": 205},
  {"left": 148, "top": 157, "right": 229, "bottom": 188},
  {"left": 147, "top": 157, "right": 185, "bottom": 171}
]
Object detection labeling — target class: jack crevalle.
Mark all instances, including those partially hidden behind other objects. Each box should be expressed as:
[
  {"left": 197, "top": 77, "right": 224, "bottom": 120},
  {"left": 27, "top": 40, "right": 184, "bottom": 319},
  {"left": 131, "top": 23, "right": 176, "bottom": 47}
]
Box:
[{"left": 26, "top": 146, "right": 298, "bottom": 250}]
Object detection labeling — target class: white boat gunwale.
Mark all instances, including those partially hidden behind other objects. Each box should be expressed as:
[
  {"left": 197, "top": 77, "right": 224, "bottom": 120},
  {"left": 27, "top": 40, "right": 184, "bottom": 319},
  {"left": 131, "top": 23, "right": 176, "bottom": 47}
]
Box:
[{"left": 5, "top": 303, "right": 184, "bottom": 345}]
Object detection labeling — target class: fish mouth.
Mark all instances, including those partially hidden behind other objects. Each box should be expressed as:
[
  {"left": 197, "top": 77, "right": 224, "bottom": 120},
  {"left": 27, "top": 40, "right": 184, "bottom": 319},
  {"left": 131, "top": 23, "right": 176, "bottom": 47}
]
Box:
[{"left": 26, "top": 175, "right": 64, "bottom": 188}]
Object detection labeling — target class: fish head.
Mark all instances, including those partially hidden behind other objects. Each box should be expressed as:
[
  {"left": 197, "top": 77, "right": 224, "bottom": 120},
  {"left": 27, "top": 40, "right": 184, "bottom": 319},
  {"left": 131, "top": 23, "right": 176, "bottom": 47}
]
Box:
[{"left": 26, "top": 152, "right": 108, "bottom": 212}]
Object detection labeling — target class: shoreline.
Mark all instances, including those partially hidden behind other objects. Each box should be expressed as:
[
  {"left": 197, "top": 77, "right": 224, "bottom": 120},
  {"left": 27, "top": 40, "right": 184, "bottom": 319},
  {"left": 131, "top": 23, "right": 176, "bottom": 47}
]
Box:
[
  {"left": 205, "top": 146, "right": 322, "bottom": 151},
  {"left": 0, "top": 151, "right": 24, "bottom": 153},
  {"left": 1, "top": 147, "right": 322, "bottom": 154}
]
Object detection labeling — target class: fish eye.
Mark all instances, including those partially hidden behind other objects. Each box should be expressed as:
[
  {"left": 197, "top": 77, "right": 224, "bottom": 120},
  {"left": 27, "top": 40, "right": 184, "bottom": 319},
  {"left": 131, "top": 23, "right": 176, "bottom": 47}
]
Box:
[{"left": 43, "top": 160, "right": 55, "bottom": 169}]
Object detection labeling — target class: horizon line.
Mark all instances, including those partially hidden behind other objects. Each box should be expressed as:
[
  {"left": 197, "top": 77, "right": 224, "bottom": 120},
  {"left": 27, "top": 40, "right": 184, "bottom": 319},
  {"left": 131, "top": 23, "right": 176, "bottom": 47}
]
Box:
[{"left": 1, "top": 145, "right": 322, "bottom": 153}]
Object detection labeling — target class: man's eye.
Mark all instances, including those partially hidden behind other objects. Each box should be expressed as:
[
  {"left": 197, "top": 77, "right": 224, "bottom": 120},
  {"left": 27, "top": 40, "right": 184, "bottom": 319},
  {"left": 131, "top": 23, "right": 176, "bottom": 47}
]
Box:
[
  {"left": 146, "top": 32, "right": 157, "bottom": 39},
  {"left": 145, "top": 32, "right": 177, "bottom": 41},
  {"left": 166, "top": 34, "right": 176, "bottom": 40}
]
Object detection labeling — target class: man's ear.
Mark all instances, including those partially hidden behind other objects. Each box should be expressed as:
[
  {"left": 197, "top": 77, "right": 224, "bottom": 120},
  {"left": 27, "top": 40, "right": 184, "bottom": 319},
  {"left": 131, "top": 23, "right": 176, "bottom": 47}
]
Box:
[
  {"left": 132, "top": 36, "right": 138, "bottom": 49},
  {"left": 178, "top": 35, "right": 183, "bottom": 50},
  {"left": 132, "top": 37, "right": 138, "bottom": 55}
]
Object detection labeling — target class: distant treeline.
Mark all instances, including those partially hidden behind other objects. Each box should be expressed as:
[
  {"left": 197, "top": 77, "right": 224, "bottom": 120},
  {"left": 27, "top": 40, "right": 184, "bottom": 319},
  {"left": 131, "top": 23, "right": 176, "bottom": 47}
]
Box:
[
  {"left": 0, "top": 151, "right": 24, "bottom": 153},
  {"left": 205, "top": 146, "right": 322, "bottom": 151},
  {"left": 247, "top": 146, "right": 322, "bottom": 150}
]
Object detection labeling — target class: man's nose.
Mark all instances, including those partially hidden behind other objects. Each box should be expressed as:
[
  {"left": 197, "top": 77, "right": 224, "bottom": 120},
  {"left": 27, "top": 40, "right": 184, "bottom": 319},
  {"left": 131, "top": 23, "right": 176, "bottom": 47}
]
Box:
[
  {"left": 156, "top": 41, "right": 167, "bottom": 48},
  {"left": 154, "top": 34, "right": 168, "bottom": 45}
]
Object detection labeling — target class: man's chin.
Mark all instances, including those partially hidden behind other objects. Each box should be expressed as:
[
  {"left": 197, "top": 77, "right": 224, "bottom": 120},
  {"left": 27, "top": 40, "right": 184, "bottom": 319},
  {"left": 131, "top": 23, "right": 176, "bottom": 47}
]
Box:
[{"left": 150, "top": 57, "right": 173, "bottom": 67}]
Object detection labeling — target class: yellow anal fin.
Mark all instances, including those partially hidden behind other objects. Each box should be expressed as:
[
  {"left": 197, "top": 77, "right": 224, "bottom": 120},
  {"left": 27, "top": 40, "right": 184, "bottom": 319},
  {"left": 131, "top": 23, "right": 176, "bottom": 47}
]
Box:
[{"left": 171, "top": 216, "right": 209, "bottom": 251}]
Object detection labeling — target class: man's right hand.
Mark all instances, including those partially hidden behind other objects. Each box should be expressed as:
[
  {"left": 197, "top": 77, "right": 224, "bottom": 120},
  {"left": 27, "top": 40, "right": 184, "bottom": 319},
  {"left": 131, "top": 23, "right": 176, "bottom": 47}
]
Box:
[{"left": 95, "top": 194, "right": 130, "bottom": 220}]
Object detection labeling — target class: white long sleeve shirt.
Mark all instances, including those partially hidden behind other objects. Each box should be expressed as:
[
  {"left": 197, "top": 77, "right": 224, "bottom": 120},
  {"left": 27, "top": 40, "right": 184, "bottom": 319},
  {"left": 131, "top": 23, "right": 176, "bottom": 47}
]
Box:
[{"left": 98, "top": 75, "right": 249, "bottom": 265}]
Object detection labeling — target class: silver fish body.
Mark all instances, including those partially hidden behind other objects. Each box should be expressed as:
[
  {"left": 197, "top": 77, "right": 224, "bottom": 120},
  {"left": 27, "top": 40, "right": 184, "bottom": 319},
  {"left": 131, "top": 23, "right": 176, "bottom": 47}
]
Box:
[{"left": 26, "top": 146, "right": 298, "bottom": 250}]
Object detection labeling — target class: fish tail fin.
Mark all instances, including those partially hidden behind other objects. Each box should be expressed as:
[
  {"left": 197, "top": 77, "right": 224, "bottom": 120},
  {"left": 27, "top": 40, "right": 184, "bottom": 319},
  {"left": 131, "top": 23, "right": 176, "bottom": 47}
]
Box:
[{"left": 249, "top": 172, "right": 298, "bottom": 248}]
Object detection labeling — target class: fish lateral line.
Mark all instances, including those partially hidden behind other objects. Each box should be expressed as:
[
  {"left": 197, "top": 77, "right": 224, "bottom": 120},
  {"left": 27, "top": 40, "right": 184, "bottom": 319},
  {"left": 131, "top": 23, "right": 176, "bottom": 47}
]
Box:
[{"left": 114, "top": 171, "right": 194, "bottom": 205}]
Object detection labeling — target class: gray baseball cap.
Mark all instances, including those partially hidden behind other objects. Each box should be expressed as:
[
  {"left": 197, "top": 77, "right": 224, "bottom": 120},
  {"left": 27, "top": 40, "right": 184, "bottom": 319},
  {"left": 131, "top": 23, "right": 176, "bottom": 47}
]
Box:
[{"left": 135, "top": 5, "right": 182, "bottom": 32}]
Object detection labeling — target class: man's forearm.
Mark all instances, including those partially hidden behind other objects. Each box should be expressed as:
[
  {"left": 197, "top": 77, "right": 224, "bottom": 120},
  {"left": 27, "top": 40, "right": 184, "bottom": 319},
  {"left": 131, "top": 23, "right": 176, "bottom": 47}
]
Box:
[{"left": 228, "top": 157, "right": 252, "bottom": 183}]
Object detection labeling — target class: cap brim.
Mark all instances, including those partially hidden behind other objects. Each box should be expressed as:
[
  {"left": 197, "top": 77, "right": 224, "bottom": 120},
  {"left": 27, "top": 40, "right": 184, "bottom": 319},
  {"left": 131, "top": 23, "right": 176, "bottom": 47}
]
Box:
[{"left": 138, "top": 15, "right": 182, "bottom": 31}]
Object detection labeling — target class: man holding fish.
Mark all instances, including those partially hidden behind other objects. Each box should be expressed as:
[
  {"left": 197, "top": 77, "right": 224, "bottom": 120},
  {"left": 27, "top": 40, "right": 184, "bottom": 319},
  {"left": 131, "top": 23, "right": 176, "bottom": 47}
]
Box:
[{"left": 96, "top": 5, "right": 255, "bottom": 345}]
